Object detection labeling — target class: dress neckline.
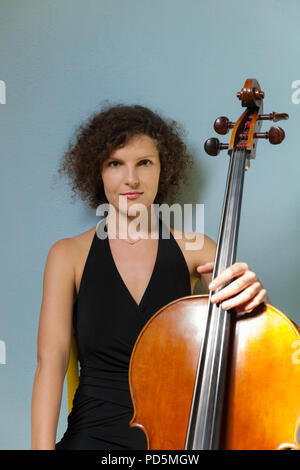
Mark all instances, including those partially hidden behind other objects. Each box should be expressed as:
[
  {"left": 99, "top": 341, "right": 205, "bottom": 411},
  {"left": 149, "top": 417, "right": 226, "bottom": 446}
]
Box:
[{"left": 104, "top": 217, "right": 162, "bottom": 311}]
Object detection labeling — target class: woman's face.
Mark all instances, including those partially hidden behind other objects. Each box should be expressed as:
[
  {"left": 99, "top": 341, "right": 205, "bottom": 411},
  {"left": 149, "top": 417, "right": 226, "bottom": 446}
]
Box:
[{"left": 101, "top": 134, "right": 161, "bottom": 217}]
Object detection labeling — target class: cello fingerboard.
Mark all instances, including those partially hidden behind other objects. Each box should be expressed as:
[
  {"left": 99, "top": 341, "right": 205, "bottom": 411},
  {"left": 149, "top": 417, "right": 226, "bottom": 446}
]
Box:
[{"left": 185, "top": 148, "right": 248, "bottom": 450}]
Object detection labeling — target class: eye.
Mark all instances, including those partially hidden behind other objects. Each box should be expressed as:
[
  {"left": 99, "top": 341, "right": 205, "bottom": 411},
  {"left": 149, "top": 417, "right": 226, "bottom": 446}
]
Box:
[
  {"left": 107, "top": 159, "right": 152, "bottom": 168},
  {"left": 107, "top": 161, "right": 120, "bottom": 167}
]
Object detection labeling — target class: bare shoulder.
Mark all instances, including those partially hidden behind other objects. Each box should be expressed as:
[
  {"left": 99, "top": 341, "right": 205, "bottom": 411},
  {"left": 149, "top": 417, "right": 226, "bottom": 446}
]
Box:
[
  {"left": 169, "top": 226, "right": 216, "bottom": 291},
  {"left": 54, "top": 225, "right": 97, "bottom": 257},
  {"left": 44, "top": 237, "right": 76, "bottom": 303},
  {"left": 68, "top": 225, "right": 97, "bottom": 252},
  {"left": 169, "top": 226, "right": 216, "bottom": 262},
  {"left": 46, "top": 237, "right": 75, "bottom": 275},
  {"left": 66, "top": 225, "right": 98, "bottom": 295},
  {"left": 47, "top": 226, "right": 97, "bottom": 293}
]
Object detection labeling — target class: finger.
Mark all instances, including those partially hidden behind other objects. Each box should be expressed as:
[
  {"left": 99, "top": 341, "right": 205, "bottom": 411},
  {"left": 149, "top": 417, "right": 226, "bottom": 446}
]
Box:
[
  {"left": 234, "top": 288, "right": 268, "bottom": 313},
  {"left": 210, "top": 270, "right": 257, "bottom": 304},
  {"left": 209, "top": 262, "right": 249, "bottom": 290},
  {"left": 220, "top": 282, "right": 262, "bottom": 310},
  {"left": 196, "top": 262, "right": 214, "bottom": 273}
]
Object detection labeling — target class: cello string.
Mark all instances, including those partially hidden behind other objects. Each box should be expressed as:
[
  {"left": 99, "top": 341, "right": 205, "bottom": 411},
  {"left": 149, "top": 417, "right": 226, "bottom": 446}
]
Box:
[{"left": 191, "top": 148, "right": 247, "bottom": 449}]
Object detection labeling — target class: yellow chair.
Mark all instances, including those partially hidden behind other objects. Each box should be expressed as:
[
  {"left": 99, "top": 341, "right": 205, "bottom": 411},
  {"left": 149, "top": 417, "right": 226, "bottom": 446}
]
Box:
[{"left": 66, "top": 327, "right": 80, "bottom": 414}]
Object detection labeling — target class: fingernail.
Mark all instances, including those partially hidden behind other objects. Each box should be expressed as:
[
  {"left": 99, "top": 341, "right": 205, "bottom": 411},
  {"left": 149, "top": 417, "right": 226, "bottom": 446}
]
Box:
[{"left": 209, "top": 282, "right": 215, "bottom": 289}]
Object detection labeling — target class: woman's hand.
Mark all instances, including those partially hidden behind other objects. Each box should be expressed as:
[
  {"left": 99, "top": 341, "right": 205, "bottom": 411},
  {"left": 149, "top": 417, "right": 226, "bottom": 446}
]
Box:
[{"left": 196, "top": 261, "right": 269, "bottom": 314}]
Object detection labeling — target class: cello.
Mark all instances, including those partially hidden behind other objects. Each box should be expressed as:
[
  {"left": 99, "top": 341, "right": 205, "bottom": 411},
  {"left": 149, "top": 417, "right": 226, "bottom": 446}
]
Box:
[{"left": 128, "top": 79, "right": 300, "bottom": 450}]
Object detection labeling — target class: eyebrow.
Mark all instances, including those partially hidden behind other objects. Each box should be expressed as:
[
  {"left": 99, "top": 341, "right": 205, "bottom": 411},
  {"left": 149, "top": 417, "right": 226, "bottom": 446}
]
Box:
[{"left": 107, "top": 155, "right": 157, "bottom": 161}]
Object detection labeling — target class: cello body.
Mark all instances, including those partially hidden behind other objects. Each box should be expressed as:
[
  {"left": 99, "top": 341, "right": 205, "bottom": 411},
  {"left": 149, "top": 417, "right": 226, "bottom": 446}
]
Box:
[{"left": 129, "top": 295, "right": 300, "bottom": 450}]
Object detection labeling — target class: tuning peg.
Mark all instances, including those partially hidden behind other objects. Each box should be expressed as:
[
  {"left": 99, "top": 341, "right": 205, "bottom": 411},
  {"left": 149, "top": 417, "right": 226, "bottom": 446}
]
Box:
[
  {"left": 258, "top": 112, "right": 289, "bottom": 122},
  {"left": 255, "top": 126, "right": 285, "bottom": 145},
  {"left": 214, "top": 116, "right": 235, "bottom": 135},
  {"left": 204, "top": 138, "right": 229, "bottom": 156}
]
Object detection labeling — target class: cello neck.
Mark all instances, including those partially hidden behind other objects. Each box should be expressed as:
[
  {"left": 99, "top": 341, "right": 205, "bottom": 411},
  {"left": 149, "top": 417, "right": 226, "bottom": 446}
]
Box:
[
  {"left": 212, "top": 147, "right": 247, "bottom": 279},
  {"left": 185, "top": 147, "right": 247, "bottom": 450}
]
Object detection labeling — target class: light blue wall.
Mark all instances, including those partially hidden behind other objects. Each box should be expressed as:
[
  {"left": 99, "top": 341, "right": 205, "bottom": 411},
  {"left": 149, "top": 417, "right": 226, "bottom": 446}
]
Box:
[{"left": 1, "top": 0, "right": 299, "bottom": 449}]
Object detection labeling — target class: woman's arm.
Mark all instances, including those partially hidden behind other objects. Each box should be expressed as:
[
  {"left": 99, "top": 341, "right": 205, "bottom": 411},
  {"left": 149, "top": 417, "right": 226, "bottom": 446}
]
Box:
[{"left": 31, "top": 238, "right": 75, "bottom": 450}]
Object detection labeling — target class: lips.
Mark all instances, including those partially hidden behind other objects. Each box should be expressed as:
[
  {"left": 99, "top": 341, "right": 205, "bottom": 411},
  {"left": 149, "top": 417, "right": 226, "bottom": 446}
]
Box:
[
  {"left": 121, "top": 192, "right": 143, "bottom": 196},
  {"left": 121, "top": 192, "right": 143, "bottom": 199}
]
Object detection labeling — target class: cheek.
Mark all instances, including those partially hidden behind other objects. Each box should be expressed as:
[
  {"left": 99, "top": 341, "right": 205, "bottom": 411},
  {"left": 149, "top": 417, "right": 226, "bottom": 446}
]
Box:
[
  {"left": 155, "top": 169, "right": 161, "bottom": 188},
  {"left": 143, "top": 170, "right": 160, "bottom": 191},
  {"left": 101, "top": 171, "right": 119, "bottom": 194},
  {"left": 149, "top": 166, "right": 161, "bottom": 183}
]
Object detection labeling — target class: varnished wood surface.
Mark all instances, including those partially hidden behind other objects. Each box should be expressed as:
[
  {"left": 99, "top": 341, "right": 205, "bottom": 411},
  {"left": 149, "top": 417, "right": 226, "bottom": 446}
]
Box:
[{"left": 129, "top": 295, "right": 300, "bottom": 450}]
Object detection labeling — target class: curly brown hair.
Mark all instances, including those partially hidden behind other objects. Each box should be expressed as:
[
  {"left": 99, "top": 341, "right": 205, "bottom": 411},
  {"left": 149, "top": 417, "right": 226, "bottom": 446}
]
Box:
[{"left": 55, "top": 102, "right": 195, "bottom": 209}]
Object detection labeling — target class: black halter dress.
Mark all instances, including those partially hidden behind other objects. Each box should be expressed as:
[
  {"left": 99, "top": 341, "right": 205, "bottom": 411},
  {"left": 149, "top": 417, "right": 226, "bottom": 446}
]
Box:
[{"left": 55, "top": 216, "right": 191, "bottom": 450}]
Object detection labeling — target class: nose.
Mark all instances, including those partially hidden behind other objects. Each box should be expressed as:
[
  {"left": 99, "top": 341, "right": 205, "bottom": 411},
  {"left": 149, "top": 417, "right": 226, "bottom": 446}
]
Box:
[{"left": 125, "top": 164, "right": 139, "bottom": 187}]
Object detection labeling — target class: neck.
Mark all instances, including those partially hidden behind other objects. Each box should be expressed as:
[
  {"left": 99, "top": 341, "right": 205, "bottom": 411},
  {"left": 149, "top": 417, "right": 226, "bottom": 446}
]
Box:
[{"left": 106, "top": 204, "right": 159, "bottom": 240}]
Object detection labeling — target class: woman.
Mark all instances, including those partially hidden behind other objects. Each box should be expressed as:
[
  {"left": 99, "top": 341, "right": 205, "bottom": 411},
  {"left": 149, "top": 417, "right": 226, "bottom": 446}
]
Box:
[{"left": 31, "top": 104, "right": 268, "bottom": 450}]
